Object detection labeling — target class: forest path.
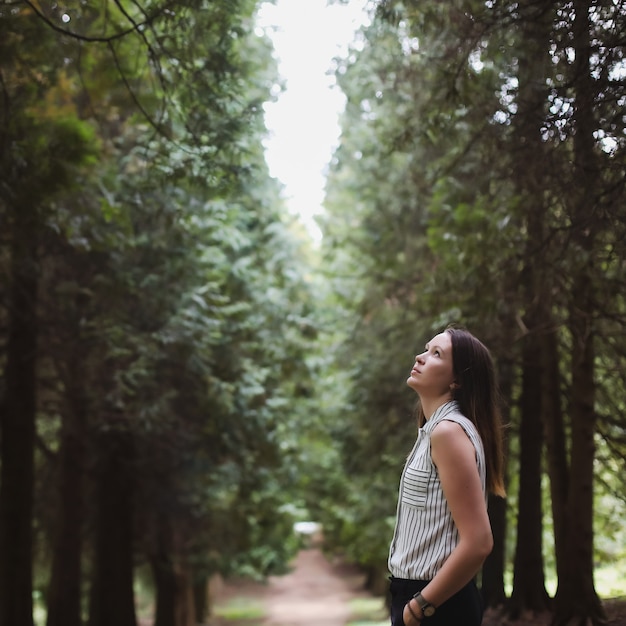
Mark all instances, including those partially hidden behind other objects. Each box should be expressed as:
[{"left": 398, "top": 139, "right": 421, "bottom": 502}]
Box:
[
  {"left": 212, "top": 546, "right": 381, "bottom": 626},
  {"left": 262, "top": 548, "right": 368, "bottom": 626}
]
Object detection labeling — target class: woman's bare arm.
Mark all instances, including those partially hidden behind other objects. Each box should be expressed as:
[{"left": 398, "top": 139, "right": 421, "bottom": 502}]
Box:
[{"left": 403, "top": 420, "right": 493, "bottom": 624}]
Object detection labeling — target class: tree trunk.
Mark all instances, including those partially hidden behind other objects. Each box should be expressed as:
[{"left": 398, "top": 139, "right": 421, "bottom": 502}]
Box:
[
  {"left": 552, "top": 271, "right": 604, "bottom": 625},
  {"left": 152, "top": 516, "right": 177, "bottom": 626},
  {"left": 542, "top": 324, "right": 569, "bottom": 584},
  {"left": 193, "top": 571, "right": 209, "bottom": 625},
  {"left": 173, "top": 564, "right": 196, "bottom": 626},
  {"left": 481, "top": 351, "right": 513, "bottom": 607},
  {"left": 88, "top": 428, "right": 137, "bottom": 626},
  {"left": 0, "top": 205, "right": 39, "bottom": 626},
  {"left": 46, "top": 377, "right": 87, "bottom": 626},
  {"left": 508, "top": 1, "right": 553, "bottom": 614},
  {"left": 482, "top": 494, "right": 507, "bottom": 606},
  {"left": 510, "top": 331, "right": 550, "bottom": 614},
  {"left": 552, "top": 2, "right": 605, "bottom": 623}
]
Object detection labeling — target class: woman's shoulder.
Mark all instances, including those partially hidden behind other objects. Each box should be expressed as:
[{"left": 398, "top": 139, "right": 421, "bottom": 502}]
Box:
[
  {"left": 430, "top": 418, "right": 474, "bottom": 446},
  {"left": 442, "top": 411, "right": 478, "bottom": 432},
  {"left": 431, "top": 409, "right": 483, "bottom": 448},
  {"left": 427, "top": 403, "right": 475, "bottom": 432}
]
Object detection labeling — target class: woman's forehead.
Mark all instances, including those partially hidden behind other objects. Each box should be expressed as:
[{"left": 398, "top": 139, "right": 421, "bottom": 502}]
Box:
[{"left": 427, "top": 332, "right": 451, "bottom": 348}]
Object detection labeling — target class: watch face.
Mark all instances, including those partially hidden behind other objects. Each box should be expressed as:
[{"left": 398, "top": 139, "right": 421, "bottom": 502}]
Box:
[{"left": 423, "top": 605, "right": 436, "bottom": 617}]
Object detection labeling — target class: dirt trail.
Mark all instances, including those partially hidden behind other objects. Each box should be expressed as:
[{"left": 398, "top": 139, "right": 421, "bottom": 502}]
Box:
[
  {"left": 262, "top": 548, "right": 369, "bottom": 626},
  {"left": 212, "top": 547, "right": 373, "bottom": 626}
]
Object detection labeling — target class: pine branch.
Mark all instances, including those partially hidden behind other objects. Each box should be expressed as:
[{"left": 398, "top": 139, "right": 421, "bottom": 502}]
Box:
[{"left": 22, "top": 0, "right": 174, "bottom": 43}]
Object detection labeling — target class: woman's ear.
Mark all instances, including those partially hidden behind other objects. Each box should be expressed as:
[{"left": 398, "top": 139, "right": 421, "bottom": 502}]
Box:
[{"left": 450, "top": 382, "right": 460, "bottom": 390}]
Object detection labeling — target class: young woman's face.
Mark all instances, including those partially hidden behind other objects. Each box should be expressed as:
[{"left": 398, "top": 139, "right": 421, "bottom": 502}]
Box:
[{"left": 407, "top": 331, "right": 455, "bottom": 397}]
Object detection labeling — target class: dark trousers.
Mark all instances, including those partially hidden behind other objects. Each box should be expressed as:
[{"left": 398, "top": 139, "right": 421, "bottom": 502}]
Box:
[{"left": 389, "top": 576, "right": 483, "bottom": 626}]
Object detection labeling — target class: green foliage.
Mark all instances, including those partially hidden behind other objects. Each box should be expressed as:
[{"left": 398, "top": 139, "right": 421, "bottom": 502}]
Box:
[
  {"left": 0, "top": 0, "right": 320, "bottom": 622},
  {"left": 318, "top": 1, "right": 626, "bottom": 615}
]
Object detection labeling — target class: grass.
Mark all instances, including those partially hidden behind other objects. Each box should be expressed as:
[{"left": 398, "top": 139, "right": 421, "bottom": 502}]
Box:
[
  {"left": 346, "top": 596, "right": 389, "bottom": 626},
  {"left": 213, "top": 596, "right": 266, "bottom": 625},
  {"left": 210, "top": 588, "right": 389, "bottom": 626}
]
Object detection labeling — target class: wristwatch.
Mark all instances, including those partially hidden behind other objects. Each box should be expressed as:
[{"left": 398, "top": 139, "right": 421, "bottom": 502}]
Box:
[{"left": 413, "top": 592, "right": 436, "bottom": 617}]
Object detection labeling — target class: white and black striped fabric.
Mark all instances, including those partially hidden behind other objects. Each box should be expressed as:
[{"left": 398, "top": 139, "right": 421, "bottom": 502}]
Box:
[{"left": 388, "top": 401, "right": 487, "bottom": 580}]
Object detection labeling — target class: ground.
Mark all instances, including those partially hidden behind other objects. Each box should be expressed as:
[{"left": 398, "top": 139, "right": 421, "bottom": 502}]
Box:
[
  {"left": 263, "top": 549, "right": 370, "bottom": 626},
  {"left": 211, "top": 548, "right": 626, "bottom": 626},
  {"left": 211, "top": 548, "right": 375, "bottom": 626}
]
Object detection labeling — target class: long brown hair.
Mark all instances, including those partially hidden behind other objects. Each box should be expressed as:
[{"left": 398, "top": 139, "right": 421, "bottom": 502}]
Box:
[{"left": 446, "top": 327, "right": 506, "bottom": 497}]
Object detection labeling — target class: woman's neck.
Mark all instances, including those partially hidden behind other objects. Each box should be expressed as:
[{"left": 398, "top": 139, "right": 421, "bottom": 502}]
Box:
[{"left": 420, "top": 394, "right": 453, "bottom": 421}]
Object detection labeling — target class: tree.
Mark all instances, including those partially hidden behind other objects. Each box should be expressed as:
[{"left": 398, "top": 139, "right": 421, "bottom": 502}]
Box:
[
  {"left": 509, "top": 1, "right": 554, "bottom": 614},
  {"left": 551, "top": 1, "right": 607, "bottom": 622},
  {"left": 0, "top": 21, "right": 98, "bottom": 615}
]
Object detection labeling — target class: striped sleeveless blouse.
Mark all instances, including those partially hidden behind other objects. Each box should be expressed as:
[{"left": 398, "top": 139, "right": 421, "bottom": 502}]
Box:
[{"left": 388, "top": 401, "right": 487, "bottom": 580}]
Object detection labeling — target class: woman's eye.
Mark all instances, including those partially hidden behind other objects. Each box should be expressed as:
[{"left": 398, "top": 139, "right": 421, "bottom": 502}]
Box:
[{"left": 434, "top": 350, "right": 441, "bottom": 357}]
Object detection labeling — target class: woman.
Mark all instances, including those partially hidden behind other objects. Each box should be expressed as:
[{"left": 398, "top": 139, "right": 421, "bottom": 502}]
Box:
[{"left": 388, "top": 327, "right": 506, "bottom": 625}]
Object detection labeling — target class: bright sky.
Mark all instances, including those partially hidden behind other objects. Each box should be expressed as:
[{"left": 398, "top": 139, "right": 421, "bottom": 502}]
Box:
[{"left": 256, "top": 0, "right": 370, "bottom": 241}]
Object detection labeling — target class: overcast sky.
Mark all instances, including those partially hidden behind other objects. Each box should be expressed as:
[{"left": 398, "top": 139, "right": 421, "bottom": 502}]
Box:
[{"left": 256, "top": 0, "right": 370, "bottom": 241}]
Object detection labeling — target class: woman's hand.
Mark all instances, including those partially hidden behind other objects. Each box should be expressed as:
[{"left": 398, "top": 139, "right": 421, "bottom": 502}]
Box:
[{"left": 403, "top": 597, "right": 423, "bottom": 625}]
